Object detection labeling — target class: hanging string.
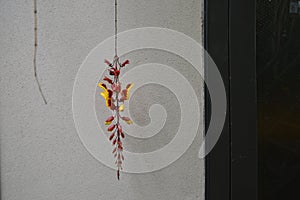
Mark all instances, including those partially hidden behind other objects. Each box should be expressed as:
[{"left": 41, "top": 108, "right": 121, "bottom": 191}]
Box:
[
  {"left": 98, "top": 0, "right": 132, "bottom": 180},
  {"left": 114, "top": 0, "right": 118, "bottom": 56},
  {"left": 34, "top": 0, "right": 48, "bottom": 104}
]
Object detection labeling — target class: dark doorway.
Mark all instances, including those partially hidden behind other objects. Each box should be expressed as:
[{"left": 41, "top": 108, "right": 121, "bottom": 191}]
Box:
[{"left": 257, "top": 0, "right": 300, "bottom": 199}]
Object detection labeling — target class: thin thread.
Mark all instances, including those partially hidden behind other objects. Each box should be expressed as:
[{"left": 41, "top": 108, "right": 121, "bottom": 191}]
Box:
[
  {"left": 34, "top": 0, "right": 47, "bottom": 104},
  {"left": 114, "top": 0, "right": 118, "bottom": 56}
]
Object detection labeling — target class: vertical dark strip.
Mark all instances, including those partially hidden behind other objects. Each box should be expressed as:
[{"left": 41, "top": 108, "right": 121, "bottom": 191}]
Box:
[
  {"left": 228, "top": 0, "right": 232, "bottom": 199},
  {"left": 205, "top": 0, "right": 230, "bottom": 199},
  {"left": 229, "top": 0, "right": 257, "bottom": 199}
]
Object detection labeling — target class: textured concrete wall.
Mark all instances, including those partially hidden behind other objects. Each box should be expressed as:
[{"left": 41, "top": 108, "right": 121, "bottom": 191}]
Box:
[{"left": 0, "top": 0, "right": 204, "bottom": 200}]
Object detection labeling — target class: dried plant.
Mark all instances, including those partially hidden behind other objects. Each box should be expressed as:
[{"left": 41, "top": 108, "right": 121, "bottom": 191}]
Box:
[{"left": 98, "top": 56, "right": 133, "bottom": 180}]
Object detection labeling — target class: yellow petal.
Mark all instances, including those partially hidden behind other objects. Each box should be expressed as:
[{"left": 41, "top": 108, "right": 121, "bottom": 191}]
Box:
[
  {"left": 105, "top": 121, "right": 112, "bottom": 125},
  {"left": 98, "top": 83, "right": 107, "bottom": 90},
  {"left": 119, "top": 104, "right": 124, "bottom": 111},
  {"left": 127, "top": 83, "right": 134, "bottom": 90},
  {"left": 99, "top": 83, "right": 111, "bottom": 107},
  {"left": 126, "top": 120, "right": 133, "bottom": 125},
  {"left": 125, "top": 84, "right": 134, "bottom": 100},
  {"left": 100, "top": 92, "right": 108, "bottom": 99}
]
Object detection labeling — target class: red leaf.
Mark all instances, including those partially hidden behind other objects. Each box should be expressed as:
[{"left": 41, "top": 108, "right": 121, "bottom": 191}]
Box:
[
  {"left": 121, "top": 60, "right": 129, "bottom": 67},
  {"left": 118, "top": 125, "right": 122, "bottom": 133},
  {"left": 121, "top": 131, "right": 125, "bottom": 138},
  {"left": 122, "top": 116, "right": 131, "bottom": 121},
  {"left": 110, "top": 103, "right": 116, "bottom": 110},
  {"left": 104, "top": 59, "right": 112, "bottom": 67},
  {"left": 107, "top": 124, "right": 115, "bottom": 132},
  {"left": 107, "top": 99, "right": 112, "bottom": 108},
  {"left": 106, "top": 116, "right": 114, "bottom": 123},
  {"left": 118, "top": 141, "right": 123, "bottom": 150},
  {"left": 108, "top": 90, "right": 113, "bottom": 98},
  {"left": 114, "top": 70, "right": 120, "bottom": 76},
  {"left": 109, "top": 68, "right": 115, "bottom": 76},
  {"left": 109, "top": 133, "right": 115, "bottom": 141},
  {"left": 103, "top": 76, "right": 113, "bottom": 84},
  {"left": 119, "top": 96, "right": 125, "bottom": 102}
]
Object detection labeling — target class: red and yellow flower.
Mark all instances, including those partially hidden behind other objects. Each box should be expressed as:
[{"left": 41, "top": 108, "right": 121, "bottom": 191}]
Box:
[
  {"left": 98, "top": 56, "right": 133, "bottom": 180},
  {"left": 98, "top": 83, "right": 113, "bottom": 108}
]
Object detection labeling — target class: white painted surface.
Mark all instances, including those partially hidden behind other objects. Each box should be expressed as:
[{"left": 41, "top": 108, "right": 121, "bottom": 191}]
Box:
[{"left": 0, "top": 0, "right": 204, "bottom": 199}]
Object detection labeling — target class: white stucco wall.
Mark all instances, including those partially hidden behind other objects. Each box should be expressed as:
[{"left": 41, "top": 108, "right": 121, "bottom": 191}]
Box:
[{"left": 0, "top": 0, "right": 204, "bottom": 199}]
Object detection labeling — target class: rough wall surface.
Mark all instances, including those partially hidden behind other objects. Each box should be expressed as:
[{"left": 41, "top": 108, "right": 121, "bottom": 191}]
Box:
[{"left": 0, "top": 0, "right": 204, "bottom": 199}]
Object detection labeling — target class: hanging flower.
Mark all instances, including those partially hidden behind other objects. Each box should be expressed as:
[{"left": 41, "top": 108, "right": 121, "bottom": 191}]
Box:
[
  {"left": 98, "top": 0, "right": 133, "bottom": 180},
  {"left": 98, "top": 56, "right": 133, "bottom": 180}
]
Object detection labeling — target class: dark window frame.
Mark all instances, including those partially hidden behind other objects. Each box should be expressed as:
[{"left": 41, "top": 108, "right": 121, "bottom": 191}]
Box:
[{"left": 205, "top": 1, "right": 257, "bottom": 200}]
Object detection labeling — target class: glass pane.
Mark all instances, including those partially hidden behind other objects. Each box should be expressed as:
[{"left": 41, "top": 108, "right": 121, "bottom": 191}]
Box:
[{"left": 257, "top": 0, "right": 300, "bottom": 199}]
